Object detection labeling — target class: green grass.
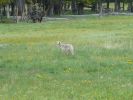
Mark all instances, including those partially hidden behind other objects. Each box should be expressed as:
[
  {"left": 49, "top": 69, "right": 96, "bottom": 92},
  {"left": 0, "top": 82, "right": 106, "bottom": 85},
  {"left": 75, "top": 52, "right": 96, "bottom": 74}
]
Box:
[{"left": 0, "top": 16, "right": 133, "bottom": 100}]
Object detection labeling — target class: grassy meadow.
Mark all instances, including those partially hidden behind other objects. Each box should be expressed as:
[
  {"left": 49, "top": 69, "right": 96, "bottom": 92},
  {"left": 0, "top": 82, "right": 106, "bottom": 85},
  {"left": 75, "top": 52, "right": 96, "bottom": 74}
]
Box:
[{"left": 0, "top": 16, "right": 133, "bottom": 100}]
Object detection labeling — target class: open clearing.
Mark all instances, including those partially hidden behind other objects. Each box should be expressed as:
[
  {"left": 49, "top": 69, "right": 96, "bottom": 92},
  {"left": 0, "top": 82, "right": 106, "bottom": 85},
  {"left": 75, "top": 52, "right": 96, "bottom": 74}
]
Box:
[{"left": 0, "top": 16, "right": 133, "bottom": 100}]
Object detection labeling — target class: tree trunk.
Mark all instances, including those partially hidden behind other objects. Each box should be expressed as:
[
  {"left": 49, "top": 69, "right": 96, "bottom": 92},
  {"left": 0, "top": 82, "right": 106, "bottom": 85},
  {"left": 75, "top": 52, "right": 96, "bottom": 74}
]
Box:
[
  {"left": 45, "top": 0, "right": 54, "bottom": 16},
  {"left": 99, "top": 0, "right": 103, "bottom": 17},
  {"left": 91, "top": 2, "right": 97, "bottom": 12},
  {"left": 71, "top": 0, "right": 78, "bottom": 15},
  {"left": 60, "top": 0, "right": 64, "bottom": 15},
  {"left": 54, "top": 0, "right": 63, "bottom": 16},
  {"left": 25, "top": 4, "right": 28, "bottom": 16},
  {"left": 11, "top": 3, "right": 15, "bottom": 16},
  {"left": 42, "top": 0, "right": 46, "bottom": 16},
  {"left": 15, "top": 1, "right": 24, "bottom": 23},
  {"left": 128, "top": 3, "right": 131, "bottom": 12},
  {"left": 3, "top": 6, "right": 6, "bottom": 16},
  {"left": 54, "top": 3, "right": 60, "bottom": 15},
  {"left": 107, "top": 0, "right": 109, "bottom": 9},
  {"left": 47, "top": 5, "right": 54, "bottom": 16},
  {"left": 0, "top": 6, "right": 2, "bottom": 21},
  {"left": 128, "top": 1, "right": 132, "bottom": 12},
  {"left": 16, "top": 6, "right": 18, "bottom": 23},
  {"left": 118, "top": 0, "right": 120, "bottom": 12},
  {"left": 61, "top": 0, "right": 65, "bottom": 14},
  {"left": 6, "top": 5, "right": 10, "bottom": 18},
  {"left": 77, "top": 2, "right": 84, "bottom": 15},
  {"left": 0, "top": 6, "right": 2, "bottom": 15},
  {"left": 122, "top": 2, "right": 124, "bottom": 11},
  {"left": 115, "top": 0, "right": 118, "bottom": 12},
  {"left": 115, "top": 0, "right": 120, "bottom": 12}
]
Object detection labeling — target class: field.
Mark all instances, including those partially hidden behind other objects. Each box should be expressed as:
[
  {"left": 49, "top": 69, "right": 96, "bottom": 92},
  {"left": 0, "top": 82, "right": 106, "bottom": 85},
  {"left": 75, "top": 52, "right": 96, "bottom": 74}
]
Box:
[{"left": 0, "top": 16, "right": 133, "bottom": 100}]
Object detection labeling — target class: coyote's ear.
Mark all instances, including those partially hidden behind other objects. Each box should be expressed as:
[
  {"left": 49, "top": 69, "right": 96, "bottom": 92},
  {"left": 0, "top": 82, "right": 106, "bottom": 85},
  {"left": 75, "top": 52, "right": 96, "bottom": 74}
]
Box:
[{"left": 57, "top": 41, "right": 61, "bottom": 45}]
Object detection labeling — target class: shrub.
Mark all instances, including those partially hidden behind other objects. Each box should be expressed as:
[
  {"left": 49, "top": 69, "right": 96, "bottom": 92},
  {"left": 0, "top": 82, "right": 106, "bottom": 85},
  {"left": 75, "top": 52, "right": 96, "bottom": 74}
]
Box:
[{"left": 0, "top": 17, "right": 16, "bottom": 24}]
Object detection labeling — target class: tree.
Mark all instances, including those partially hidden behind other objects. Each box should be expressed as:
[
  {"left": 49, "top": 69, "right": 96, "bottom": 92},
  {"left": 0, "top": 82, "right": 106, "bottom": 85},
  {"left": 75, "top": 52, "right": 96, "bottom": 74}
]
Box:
[{"left": 0, "top": 0, "right": 14, "bottom": 18}]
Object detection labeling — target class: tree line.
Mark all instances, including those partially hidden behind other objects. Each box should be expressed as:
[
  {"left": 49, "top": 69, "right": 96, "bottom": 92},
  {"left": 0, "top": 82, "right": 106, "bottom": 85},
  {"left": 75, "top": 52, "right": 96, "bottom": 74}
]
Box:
[{"left": 0, "top": 0, "right": 133, "bottom": 18}]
